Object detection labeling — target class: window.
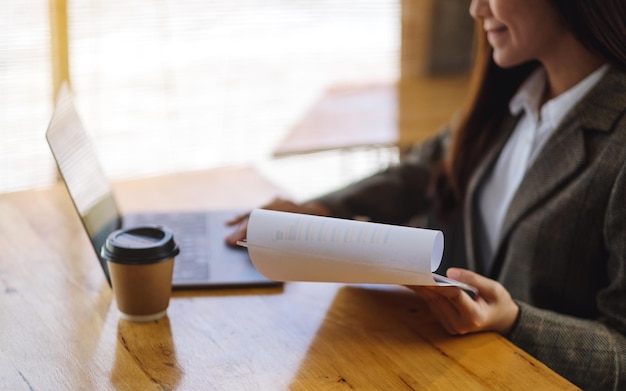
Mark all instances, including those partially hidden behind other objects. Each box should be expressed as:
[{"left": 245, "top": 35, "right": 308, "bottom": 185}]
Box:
[
  {"left": 1, "top": 0, "right": 53, "bottom": 193},
  {"left": 1, "top": 0, "right": 400, "bottom": 197}
]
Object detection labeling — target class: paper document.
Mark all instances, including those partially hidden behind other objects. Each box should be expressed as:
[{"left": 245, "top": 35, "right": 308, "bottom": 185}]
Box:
[{"left": 240, "top": 209, "right": 477, "bottom": 294}]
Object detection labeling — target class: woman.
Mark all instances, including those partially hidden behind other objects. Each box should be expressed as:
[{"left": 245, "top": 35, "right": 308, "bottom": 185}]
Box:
[{"left": 227, "top": 0, "right": 626, "bottom": 388}]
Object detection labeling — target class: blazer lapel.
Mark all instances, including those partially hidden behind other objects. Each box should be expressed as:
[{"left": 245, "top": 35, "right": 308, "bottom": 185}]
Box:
[
  {"left": 493, "top": 67, "right": 625, "bottom": 269},
  {"left": 497, "top": 121, "right": 586, "bottom": 247},
  {"left": 462, "top": 67, "right": 625, "bottom": 274}
]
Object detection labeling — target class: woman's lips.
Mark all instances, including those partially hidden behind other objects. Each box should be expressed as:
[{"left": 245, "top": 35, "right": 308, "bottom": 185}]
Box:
[{"left": 486, "top": 26, "right": 508, "bottom": 44}]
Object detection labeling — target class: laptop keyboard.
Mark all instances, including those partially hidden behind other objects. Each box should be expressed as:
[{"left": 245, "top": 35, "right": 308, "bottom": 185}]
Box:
[{"left": 125, "top": 212, "right": 210, "bottom": 281}]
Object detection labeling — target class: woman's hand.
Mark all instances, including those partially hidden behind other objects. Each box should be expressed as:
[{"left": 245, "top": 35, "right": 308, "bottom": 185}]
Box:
[
  {"left": 224, "top": 197, "right": 330, "bottom": 247},
  {"left": 407, "top": 268, "right": 520, "bottom": 336}
]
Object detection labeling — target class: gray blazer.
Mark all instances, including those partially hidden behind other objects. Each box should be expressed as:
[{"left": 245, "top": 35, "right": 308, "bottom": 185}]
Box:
[{"left": 315, "top": 67, "right": 626, "bottom": 390}]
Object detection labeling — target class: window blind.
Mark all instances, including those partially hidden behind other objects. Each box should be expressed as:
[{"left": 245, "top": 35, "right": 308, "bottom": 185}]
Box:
[{"left": 0, "top": 0, "right": 400, "bottom": 194}]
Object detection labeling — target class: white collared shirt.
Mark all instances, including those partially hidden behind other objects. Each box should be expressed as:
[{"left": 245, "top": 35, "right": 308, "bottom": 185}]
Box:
[{"left": 477, "top": 64, "right": 609, "bottom": 267}]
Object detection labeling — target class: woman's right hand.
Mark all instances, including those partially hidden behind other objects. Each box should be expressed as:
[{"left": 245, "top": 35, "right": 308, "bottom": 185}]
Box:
[{"left": 224, "top": 197, "right": 330, "bottom": 247}]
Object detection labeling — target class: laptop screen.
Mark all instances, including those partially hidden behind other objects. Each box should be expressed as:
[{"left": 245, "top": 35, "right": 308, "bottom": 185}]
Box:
[{"left": 45, "top": 85, "right": 120, "bottom": 285}]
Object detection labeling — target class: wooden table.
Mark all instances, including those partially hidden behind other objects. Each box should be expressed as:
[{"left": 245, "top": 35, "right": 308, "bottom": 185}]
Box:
[
  {"left": 272, "top": 75, "right": 470, "bottom": 157},
  {"left": 0, "top": 166, "right": 577, "bottom": 390}
]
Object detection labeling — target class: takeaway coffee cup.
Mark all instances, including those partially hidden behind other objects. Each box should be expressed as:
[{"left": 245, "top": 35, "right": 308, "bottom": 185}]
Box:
[{"left": 101, "top": 226, "right": 180, "bottom": 322}]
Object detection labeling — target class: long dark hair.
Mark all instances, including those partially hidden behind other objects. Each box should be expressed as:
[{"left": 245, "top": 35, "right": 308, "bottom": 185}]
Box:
[
  {"left": 551, "top": 0, "right": 626, "bottom": 70},
  {"left": 435, "top": 0, "right": 626, "bottom": 216}
]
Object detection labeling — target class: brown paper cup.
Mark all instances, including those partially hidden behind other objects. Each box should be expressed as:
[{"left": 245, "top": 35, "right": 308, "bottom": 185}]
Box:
[
  {"left": 108, "top": 258, "right": 174, "bottom": 322},
  {"left": 101, "top": 226, "right": 179, "bottom": 322}
]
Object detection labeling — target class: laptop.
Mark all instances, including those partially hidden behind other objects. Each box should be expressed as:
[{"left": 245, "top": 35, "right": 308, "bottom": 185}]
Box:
[{"left": 45, "top": 84, "right": 281, "bottom": 290}]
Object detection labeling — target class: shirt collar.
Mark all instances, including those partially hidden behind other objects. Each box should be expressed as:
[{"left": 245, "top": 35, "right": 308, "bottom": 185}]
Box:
[
  {"left": 509, "top": 64, "right": 610, "bottom": 129},
  {"left": 509, "top": 67, "right": 546, "bottom": 123}
]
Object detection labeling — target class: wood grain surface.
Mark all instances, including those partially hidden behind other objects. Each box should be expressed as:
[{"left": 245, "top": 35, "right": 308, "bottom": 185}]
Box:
[{"left": 0, "top": 167, "right": 577, "bottom": 390}]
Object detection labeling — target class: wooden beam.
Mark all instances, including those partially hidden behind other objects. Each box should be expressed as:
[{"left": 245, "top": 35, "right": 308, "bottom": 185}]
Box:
[
  {"left": 401, "top": 0, "right": 474, "bottom": 78},
  {"left": 49, "top": 0, "right": 70, "bottom": 102},
  {"left": 400, "top": 0, "right": 435, "bottom": 79}
]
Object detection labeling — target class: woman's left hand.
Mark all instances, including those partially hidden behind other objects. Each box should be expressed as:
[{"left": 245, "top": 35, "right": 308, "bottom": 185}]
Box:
[{"left": 407, "top": 268, "right": 520, "bottom": 336}]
